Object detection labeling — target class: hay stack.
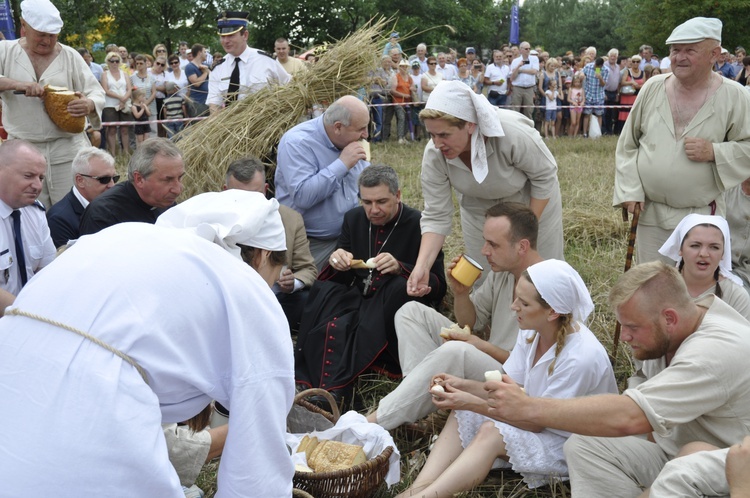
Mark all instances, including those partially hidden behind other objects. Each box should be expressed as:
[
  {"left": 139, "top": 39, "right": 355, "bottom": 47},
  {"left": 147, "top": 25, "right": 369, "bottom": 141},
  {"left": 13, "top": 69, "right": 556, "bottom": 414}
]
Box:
[{"left": 177, "top": 18, "right": 388, "bottom": 199}]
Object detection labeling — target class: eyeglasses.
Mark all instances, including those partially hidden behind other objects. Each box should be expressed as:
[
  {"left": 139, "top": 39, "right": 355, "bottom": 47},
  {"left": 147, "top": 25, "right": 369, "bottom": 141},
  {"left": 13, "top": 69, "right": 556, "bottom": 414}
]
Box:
[
  {"left": 80, "top": 174, "right": 120, "bottom": 184},
  {"left": 108, "top": 59, "right": 120, "bottom": 63},
  {"left": 156, "top": 49, "right": 166, "bottom": 53},
  {"left": 170, "top": 61, "right": 180, "bottom": 65},
  {"left": 155, "top": 62, "right": 165, "bottom": 66},
  {"left": 428, "top": 62, "right": 437, "bottom": 65}
]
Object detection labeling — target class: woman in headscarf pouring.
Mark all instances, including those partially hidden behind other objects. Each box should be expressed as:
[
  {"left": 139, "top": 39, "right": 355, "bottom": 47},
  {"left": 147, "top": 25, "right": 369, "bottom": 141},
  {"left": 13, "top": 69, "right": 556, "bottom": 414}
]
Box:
[{"left": 407, "top": 81, "right": 564, "bottom": 296}]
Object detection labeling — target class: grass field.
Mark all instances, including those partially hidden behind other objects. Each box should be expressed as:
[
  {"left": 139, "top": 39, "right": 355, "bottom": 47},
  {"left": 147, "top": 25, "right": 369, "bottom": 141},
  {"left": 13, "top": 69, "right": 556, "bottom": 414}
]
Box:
[{"left": 192, "top": 134, "right": 635, "bottom": 497}]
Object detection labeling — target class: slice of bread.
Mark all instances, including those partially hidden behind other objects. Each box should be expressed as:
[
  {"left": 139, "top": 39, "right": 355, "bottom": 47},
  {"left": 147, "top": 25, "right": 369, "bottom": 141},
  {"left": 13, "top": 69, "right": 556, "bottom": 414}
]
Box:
[
  {"left": 439, "top": 323, "right": 471, "bottom": 340},
  {"left": 296, "top": 435, "right": 320, "bottom": 461}
]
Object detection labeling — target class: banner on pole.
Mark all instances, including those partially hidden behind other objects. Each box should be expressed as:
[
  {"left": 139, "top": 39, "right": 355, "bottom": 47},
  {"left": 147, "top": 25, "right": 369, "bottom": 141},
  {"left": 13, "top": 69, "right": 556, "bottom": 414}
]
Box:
[
  {"left": 0, "top": 0, "right": 15, "bottom": 40},
  {"left": 509, "top": 2, "right": 519, "bottom": 45}
]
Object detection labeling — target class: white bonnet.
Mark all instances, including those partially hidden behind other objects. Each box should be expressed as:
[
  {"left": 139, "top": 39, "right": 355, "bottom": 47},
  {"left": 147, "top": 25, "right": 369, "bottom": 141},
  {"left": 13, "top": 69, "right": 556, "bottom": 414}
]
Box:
[
  {"left": 156, "top": 190, "right": 286, "bottom": 259},
  {"left": 658, "top": 213, "right": 741, "bottom": 285}
]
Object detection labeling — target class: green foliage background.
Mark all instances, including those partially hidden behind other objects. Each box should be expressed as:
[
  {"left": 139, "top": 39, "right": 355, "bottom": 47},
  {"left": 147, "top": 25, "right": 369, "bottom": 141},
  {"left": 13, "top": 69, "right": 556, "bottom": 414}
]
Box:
[{"left": 6, "top": 0, "right": 748, "bottom": 60}]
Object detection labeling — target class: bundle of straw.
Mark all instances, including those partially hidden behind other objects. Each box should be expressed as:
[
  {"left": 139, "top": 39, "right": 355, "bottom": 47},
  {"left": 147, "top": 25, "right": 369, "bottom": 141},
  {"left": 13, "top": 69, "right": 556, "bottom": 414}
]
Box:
[{"left": 177, "top": 18, "right": 388, "bottom": 199}]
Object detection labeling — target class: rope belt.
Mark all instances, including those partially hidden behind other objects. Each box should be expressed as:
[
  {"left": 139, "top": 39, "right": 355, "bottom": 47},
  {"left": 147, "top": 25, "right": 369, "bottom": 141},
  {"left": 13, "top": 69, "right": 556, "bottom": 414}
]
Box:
[{"left": 5, "top": 308, "right": 149, "bottom": 384}]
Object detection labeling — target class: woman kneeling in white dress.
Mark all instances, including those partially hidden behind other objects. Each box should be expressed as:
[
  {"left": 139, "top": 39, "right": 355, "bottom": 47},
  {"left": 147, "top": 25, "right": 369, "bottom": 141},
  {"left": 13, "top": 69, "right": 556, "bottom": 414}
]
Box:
[{"left": 396, "top": 259, "right": 618, "bottom": 497}]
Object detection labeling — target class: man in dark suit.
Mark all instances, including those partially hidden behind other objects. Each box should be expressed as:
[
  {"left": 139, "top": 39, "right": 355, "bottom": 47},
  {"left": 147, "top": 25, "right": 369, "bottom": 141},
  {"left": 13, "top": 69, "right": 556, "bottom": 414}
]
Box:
[
  {"left": 79, "top": 138, "right": 184, "bottom": 236},
  {"left": 46, "top": 147, "right": 118, "bottom": 247},
  {"left": 222, "top": 157, "right": 318, "bottom": 331}
]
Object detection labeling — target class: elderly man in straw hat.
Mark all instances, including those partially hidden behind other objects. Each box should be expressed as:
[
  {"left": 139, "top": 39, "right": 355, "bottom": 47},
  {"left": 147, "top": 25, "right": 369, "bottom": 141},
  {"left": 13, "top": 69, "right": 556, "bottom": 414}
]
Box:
[
  {"left": 0, "top": 190, "right": 294, "bottom": 497},
  {"left": 613, "top": 17, "right": 750, "bottom": 264},
  {"left": 0, "top": 0, "right": 105, "bottom": 208}
]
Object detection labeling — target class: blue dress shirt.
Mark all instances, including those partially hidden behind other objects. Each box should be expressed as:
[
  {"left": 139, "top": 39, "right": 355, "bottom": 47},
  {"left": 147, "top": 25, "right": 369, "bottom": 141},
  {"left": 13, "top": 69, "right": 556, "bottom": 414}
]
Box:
[{"left": 275, "top": 116, "right": 369, "bottom": 239}]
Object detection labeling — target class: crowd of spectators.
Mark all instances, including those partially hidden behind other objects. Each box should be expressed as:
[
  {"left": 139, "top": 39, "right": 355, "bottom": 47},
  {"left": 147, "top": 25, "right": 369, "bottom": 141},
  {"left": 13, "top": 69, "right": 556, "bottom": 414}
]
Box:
[
  {"left": 368, "top": 34, "right": 750, "bottom": 142},
  {"left": 73, "top": 32, "right": 750, "bottom": 148}
]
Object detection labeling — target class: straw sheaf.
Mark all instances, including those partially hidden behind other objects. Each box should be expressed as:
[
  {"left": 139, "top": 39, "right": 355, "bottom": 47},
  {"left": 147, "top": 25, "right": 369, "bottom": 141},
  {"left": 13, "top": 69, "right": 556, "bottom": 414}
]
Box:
[{"left": 176, "top": 19, "right": 388, "bottom": 200}]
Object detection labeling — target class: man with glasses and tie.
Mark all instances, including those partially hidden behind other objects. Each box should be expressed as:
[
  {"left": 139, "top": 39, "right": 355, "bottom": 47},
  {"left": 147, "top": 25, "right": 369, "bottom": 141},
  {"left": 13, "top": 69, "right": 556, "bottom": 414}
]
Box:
[
  {"left": 46, "top": 147, "right": 118, "bottom": 247},
  {"left": 79, "top": 138, "right": 184, "bottom": 235},
  {"left": 207, "top": 11, "right": 290, "bottom": 115},
  {"left": 0, "top": 140, "right": 56, "bottom": 313}
]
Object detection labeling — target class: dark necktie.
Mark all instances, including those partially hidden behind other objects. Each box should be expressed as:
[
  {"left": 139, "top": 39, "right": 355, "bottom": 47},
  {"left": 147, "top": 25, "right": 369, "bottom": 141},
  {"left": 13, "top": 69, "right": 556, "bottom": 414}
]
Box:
[
  {"left": 228, "top": 58, "right": 240, "bottom": 103},
  {"left": 11, "top": 210, "right": 28, "bottom": 287}
]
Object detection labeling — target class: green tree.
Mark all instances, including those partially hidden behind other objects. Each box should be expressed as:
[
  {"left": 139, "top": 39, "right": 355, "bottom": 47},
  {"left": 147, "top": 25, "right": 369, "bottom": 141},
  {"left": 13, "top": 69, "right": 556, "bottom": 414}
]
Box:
[
  {"left": 519, "top": 0, "right": 628, "bottom": 56},
  {"left": 107, "top": 0, "right": 225, "bottom": 55},
  {"left": 622, "top": 0, "right": 750, "bottom": 57}
]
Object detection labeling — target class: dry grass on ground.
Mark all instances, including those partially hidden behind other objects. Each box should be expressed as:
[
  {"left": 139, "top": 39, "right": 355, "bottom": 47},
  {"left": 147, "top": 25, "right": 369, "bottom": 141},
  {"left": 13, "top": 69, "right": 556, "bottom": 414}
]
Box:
[{"left": 188, "top": 134, "right": 633, "bottom": 497}]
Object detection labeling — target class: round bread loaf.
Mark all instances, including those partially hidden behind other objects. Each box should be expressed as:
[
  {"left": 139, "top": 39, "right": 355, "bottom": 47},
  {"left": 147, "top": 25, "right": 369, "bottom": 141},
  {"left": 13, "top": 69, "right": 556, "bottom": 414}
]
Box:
[{"left": 44, "top": 85, "right": 86, "bottom": 133}]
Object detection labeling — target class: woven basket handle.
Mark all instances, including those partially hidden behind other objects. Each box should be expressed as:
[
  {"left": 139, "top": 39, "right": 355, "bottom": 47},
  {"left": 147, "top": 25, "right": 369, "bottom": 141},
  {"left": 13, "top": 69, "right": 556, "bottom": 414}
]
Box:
[{"left": 294, "top": 388, "right": 341, "bottom": 423}]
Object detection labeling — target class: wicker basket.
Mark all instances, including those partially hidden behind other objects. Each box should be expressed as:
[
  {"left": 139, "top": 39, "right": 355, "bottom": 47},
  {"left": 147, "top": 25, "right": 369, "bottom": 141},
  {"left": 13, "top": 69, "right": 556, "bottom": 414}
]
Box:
[{"left": 292, "top": 389, "right": 394, "bottom": 498}]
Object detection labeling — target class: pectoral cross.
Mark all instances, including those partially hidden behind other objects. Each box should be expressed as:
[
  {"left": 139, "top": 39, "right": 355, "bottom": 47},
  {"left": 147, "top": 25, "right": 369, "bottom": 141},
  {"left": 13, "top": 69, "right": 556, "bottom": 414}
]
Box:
[{"left": 363, "top": 272, "right": 373, "bottom": 296}]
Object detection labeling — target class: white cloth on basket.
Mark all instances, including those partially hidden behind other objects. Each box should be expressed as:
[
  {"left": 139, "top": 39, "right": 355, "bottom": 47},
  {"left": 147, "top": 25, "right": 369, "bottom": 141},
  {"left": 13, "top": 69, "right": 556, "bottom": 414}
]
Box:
[{"left": 287, "top": 411, "right": 401, "bottom": 486}]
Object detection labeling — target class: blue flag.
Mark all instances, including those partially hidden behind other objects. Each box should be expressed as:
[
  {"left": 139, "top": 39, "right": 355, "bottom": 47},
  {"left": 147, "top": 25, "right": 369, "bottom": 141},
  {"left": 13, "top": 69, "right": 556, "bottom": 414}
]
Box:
[
  {"left": 509, "top": 2, "right": 519, "bottom": 45},
  {"left": 0, "top": 0, "right": 15, "bottom": 40}
]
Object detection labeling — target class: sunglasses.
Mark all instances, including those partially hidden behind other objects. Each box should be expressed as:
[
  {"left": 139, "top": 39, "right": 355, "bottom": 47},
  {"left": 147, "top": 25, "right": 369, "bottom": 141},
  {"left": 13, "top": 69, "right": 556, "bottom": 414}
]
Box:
[
  {"left": 155, "top": 62, "right": 165, "bottom": 66},
  {"left": 108, "top": 59, "right": 120, "bottom": 63},
  {"left": 170, "top": 61, "right": 180, "bottom": 65},
  {"left": 428, "top": 62, "right": 437, "bottom": 65},
  {"left": 80, "top": 174, "right": 120, "bottom": 184},
  {"left": 156, "top": 49, "right": 166, "bottom": 53}
]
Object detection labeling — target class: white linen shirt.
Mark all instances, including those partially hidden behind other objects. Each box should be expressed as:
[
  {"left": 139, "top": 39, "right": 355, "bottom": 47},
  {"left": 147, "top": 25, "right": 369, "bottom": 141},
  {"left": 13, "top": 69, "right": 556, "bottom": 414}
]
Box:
[
  {"left": 504, "top": 325, "right": 618, "bottom": 438},
  {"left": 0, "top": 40, "right": 104, "bottom": 140},
  {"left": 0, "top": 199, "right": 55, "bottom": 295},
  {"left": 0, "top": 223, "right": 295, "bottom": 497},
  {"left": 625, "top": 296, "right": 750, "bottom": 457}
]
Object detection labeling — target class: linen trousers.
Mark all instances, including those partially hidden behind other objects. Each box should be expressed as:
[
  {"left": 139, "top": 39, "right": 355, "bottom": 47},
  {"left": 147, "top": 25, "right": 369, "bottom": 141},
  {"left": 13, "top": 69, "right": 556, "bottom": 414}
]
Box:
[
  {"left": 375, "top": 302, "right": 503, "bottom": 430},
  {"left": 563, "top": 434, "right": 669, "bottom": 497}
]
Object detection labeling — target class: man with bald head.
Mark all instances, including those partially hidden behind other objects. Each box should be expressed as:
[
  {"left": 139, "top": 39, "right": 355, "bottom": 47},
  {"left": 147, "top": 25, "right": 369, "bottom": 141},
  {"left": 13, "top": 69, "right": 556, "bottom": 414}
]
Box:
[
  {"left": 614, "top": 17, "right": 750, "bottom": 264},
  {"left": 275, "top": 95, "right": 371, "bottom": 269},
  {"left": 0, "top": 140, "right": 56, "bottom": 305}
]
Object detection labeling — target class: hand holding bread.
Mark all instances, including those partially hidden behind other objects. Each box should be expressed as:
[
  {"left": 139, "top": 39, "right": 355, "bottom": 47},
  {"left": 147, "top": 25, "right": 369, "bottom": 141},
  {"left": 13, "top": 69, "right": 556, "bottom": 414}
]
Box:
[
  {"left": 439, "top": 322, "right": 472, "bottom": 340},
  {"left": 43, "top": 85, "right": 86, "bottom": 133}
]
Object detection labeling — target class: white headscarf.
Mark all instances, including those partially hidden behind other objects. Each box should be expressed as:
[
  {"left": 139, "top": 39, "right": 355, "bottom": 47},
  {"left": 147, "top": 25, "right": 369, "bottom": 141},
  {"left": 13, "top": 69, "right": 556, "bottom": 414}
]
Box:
[
  {"left": 424, "top": 80, "right": 505, "bottom": 184},
  {"left": 658, "top": 213, "right": 742, "bottom": 285},
  {"left": 526, "top": 259, "right": 594, "bottom": 323},
  {"left": 156, "top": 190, "right": 286, "bottom": 259}
]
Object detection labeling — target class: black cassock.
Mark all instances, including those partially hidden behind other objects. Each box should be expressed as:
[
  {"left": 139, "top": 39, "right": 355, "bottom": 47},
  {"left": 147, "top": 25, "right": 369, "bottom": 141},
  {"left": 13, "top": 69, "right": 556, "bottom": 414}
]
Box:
[{"left": 295, "top": 203, "right": 446, "bottom": 393}]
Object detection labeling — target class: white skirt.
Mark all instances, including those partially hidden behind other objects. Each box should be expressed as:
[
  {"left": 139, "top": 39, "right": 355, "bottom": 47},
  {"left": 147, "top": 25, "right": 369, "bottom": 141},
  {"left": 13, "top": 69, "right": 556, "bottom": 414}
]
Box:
[{"left": 455, "top": 410, "right": 569, "bottom": 489}]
